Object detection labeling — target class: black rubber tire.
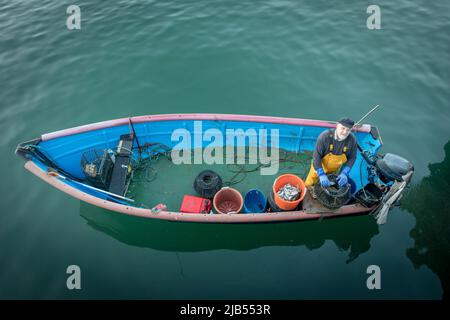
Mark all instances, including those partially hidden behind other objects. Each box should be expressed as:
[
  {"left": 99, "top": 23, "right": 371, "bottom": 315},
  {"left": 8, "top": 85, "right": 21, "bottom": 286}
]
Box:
[
  {"left": 193, "top": 170, "right": 223, "bottom": 199},
  {"left": 267, "top": 190, "right": 281, "bottom": 212}
]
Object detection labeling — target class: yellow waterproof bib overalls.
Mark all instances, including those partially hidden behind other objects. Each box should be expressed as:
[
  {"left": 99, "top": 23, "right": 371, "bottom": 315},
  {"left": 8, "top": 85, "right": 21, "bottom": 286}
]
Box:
[{"left": 304, "top": 143, "right": 348, "bottom": 187}]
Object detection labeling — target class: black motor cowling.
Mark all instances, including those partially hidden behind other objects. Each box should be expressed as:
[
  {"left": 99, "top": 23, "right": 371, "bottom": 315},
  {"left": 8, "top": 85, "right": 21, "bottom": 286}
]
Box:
[{"left": 375, "top": 153, "right": 414, "bottom": 183}]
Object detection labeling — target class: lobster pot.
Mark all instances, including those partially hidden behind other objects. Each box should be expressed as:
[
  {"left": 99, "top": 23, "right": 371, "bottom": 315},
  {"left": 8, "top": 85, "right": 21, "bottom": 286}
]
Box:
[
  {"left": 194, "top": 170, "right": 223, "bottom": 199},
  {"left": 313, "top": 174, "right": 351, "bottom": 209},
  {"left": 80, "top": 149, "right": 114, "bottom": 189}
]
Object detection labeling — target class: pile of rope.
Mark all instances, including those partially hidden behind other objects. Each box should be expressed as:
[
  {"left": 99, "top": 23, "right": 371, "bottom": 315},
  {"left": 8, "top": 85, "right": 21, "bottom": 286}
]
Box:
[
  {"left": 223, "top": 149, "right": 312, "bottom": 186},
  {"left": 130, "top": 142, "right": 173, "bottom": 183}
]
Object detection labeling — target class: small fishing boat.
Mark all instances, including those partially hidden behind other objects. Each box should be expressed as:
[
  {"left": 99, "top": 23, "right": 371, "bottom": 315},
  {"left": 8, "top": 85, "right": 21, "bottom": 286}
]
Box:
[{"left": 15, "top": 113, "right": 413, "bottom": 224}]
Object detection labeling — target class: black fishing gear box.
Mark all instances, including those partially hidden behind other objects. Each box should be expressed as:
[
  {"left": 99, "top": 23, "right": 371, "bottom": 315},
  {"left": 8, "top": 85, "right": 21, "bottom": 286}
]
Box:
[{"left": 354, "top": 183, "right": 383, "bottom": 207}]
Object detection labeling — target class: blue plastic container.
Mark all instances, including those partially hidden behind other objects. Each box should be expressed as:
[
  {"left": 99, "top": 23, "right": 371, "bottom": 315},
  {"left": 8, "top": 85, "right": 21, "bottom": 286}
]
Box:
[
  {"left": 348, "top": 178, "right": 357, "bottom": 195},
  {"left": 243, "top": 189, "right": 267, "bottom": 213},
  {"left": 344, "top": 178, "right": 358, "bottom": 205}
]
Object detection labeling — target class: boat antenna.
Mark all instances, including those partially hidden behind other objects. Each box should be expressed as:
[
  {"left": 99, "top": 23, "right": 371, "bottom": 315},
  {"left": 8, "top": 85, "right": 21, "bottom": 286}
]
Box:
[
  {"left": 128, "top": 118, "right": 142, "bottom": 155},
  {"left": 352, "top": 105, "right": 380, "bottom": 166},
  {"left": 353, "top": 105, "right": 380, "bottom": 128}
]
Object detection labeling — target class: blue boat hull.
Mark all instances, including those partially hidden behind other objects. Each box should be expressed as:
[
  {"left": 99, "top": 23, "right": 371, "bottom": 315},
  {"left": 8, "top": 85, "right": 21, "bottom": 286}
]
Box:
[{"left": 16, "top": 114, "right": 383, "bottom": 222}]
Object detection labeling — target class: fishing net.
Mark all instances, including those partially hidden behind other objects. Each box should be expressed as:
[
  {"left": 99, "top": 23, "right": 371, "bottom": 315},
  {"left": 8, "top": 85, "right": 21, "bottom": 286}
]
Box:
[
  {"left": 131, "top": 142, "right": 173, "bottom": 183},
  {"left": 223, "top": 149, "right": 312, "bottom": 186}
]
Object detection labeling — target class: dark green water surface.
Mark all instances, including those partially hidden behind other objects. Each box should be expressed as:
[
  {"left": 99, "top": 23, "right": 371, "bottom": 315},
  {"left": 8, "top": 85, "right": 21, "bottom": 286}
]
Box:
[{"left": 0, "top": 0, "right": 449, "bottom": 299}]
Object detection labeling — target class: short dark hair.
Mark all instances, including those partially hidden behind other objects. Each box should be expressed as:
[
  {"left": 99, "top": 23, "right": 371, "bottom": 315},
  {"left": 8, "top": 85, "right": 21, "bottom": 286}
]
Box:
[{"left": 338, "top": 118, "right": 355, "bottom": 129}]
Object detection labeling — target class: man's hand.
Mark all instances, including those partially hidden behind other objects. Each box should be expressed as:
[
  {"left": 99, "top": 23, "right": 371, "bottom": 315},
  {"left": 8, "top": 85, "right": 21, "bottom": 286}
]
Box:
[
  {"left": 336, "top": 174, "right": 348, "bottom": 186},
  {"left": 317, "top": 168, "right": 331, "bottom": 187},
  {"left": 319, "top": 175, "right": 331, "bottom": 187},
  {"left": 337, "top": 166, "right": 351, "bottom": 187}
]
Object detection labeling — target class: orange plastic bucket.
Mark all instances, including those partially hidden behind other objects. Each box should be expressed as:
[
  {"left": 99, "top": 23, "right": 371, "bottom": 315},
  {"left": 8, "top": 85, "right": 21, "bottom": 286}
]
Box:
[
  {"left": 272, "top": 174, "right": 306, "bottom": 211},
  {"left": 213, "top": 187, "right": 243, "bottom": 214}
]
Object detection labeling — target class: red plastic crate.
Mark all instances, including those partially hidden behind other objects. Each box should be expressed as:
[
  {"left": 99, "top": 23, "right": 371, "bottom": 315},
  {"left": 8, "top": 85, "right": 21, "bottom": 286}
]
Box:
[{"left": 180, "top": 195, "right": 211, "bottom": 214}]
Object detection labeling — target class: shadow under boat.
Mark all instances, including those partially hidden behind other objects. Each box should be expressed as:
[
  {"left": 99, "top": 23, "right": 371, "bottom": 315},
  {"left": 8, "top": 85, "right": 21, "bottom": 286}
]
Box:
[
  {"left": 80, "top": 202, "right": 379, "bottom": 263},
  {"left": 401, "top": 140, "right": 450, "bottom": 300}
]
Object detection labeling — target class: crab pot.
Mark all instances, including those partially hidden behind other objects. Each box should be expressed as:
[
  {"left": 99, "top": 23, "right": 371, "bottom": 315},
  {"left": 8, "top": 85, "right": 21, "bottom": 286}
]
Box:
[{"left": 313, "top": 174, "right": 351, "bottom": 209}]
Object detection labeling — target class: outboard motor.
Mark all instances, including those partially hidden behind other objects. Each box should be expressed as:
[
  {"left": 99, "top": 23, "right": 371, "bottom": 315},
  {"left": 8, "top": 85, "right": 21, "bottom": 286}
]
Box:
[
  {"left": 371, "top": 153, "right": 414, "bottom": 224},
  {"left": 375, "top": 153, "right": 414, "bottom": 183}
]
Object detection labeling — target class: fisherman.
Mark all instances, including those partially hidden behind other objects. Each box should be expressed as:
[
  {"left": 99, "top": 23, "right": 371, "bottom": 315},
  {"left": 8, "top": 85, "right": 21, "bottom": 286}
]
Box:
[{"left": 305, "top": 118, "right": 357, "bottom": 188}]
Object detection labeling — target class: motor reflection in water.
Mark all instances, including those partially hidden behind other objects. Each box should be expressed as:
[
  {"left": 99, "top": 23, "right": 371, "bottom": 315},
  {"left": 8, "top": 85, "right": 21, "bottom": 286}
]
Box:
[{"left": 402, "top": 140, "right": 450, "bottom": 300}]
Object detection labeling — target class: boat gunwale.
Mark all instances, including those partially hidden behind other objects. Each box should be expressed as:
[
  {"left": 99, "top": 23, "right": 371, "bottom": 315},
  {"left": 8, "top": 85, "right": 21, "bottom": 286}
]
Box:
[
  {"left": 24, "top": 161, "right": 375, "bottom": 223},
  {"left": 41, "top": 113, "right": 372, "bottom": 142}
]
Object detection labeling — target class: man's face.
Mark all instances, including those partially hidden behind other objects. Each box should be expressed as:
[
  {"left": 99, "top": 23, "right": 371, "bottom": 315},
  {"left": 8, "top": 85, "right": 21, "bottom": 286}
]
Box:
[{"left": 336, "top": 123, "right": 351, "bottom": 140}]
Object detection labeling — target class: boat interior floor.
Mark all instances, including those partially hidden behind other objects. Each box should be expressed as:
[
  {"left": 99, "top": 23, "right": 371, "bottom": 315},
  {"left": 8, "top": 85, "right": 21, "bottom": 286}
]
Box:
[
  {"left": 126, "top": 148, "right": 313, "bottom": 212},
  {"left": 301, "top": 192, "right": 360, "bottom": 214}
]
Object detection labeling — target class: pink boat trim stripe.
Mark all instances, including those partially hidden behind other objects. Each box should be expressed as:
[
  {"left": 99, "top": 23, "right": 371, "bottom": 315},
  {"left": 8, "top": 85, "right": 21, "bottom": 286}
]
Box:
[{"left": 41, "top": 113, "right": 372, "bottom": 141}]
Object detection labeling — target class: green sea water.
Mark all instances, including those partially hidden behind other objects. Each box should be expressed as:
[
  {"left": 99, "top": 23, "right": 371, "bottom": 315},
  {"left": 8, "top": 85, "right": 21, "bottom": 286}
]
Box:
[{"left": 0, "top": 0, "right": 449, "bottom": 299}]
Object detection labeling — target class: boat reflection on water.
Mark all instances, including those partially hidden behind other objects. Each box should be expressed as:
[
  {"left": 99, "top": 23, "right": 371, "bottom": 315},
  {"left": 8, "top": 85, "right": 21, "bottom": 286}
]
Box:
[
  {"left": 80, "top": 203, "right": 379, "bottom": 263},
  {"left": 402, "top": 140, "right": 450, "bottom": 300}
]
